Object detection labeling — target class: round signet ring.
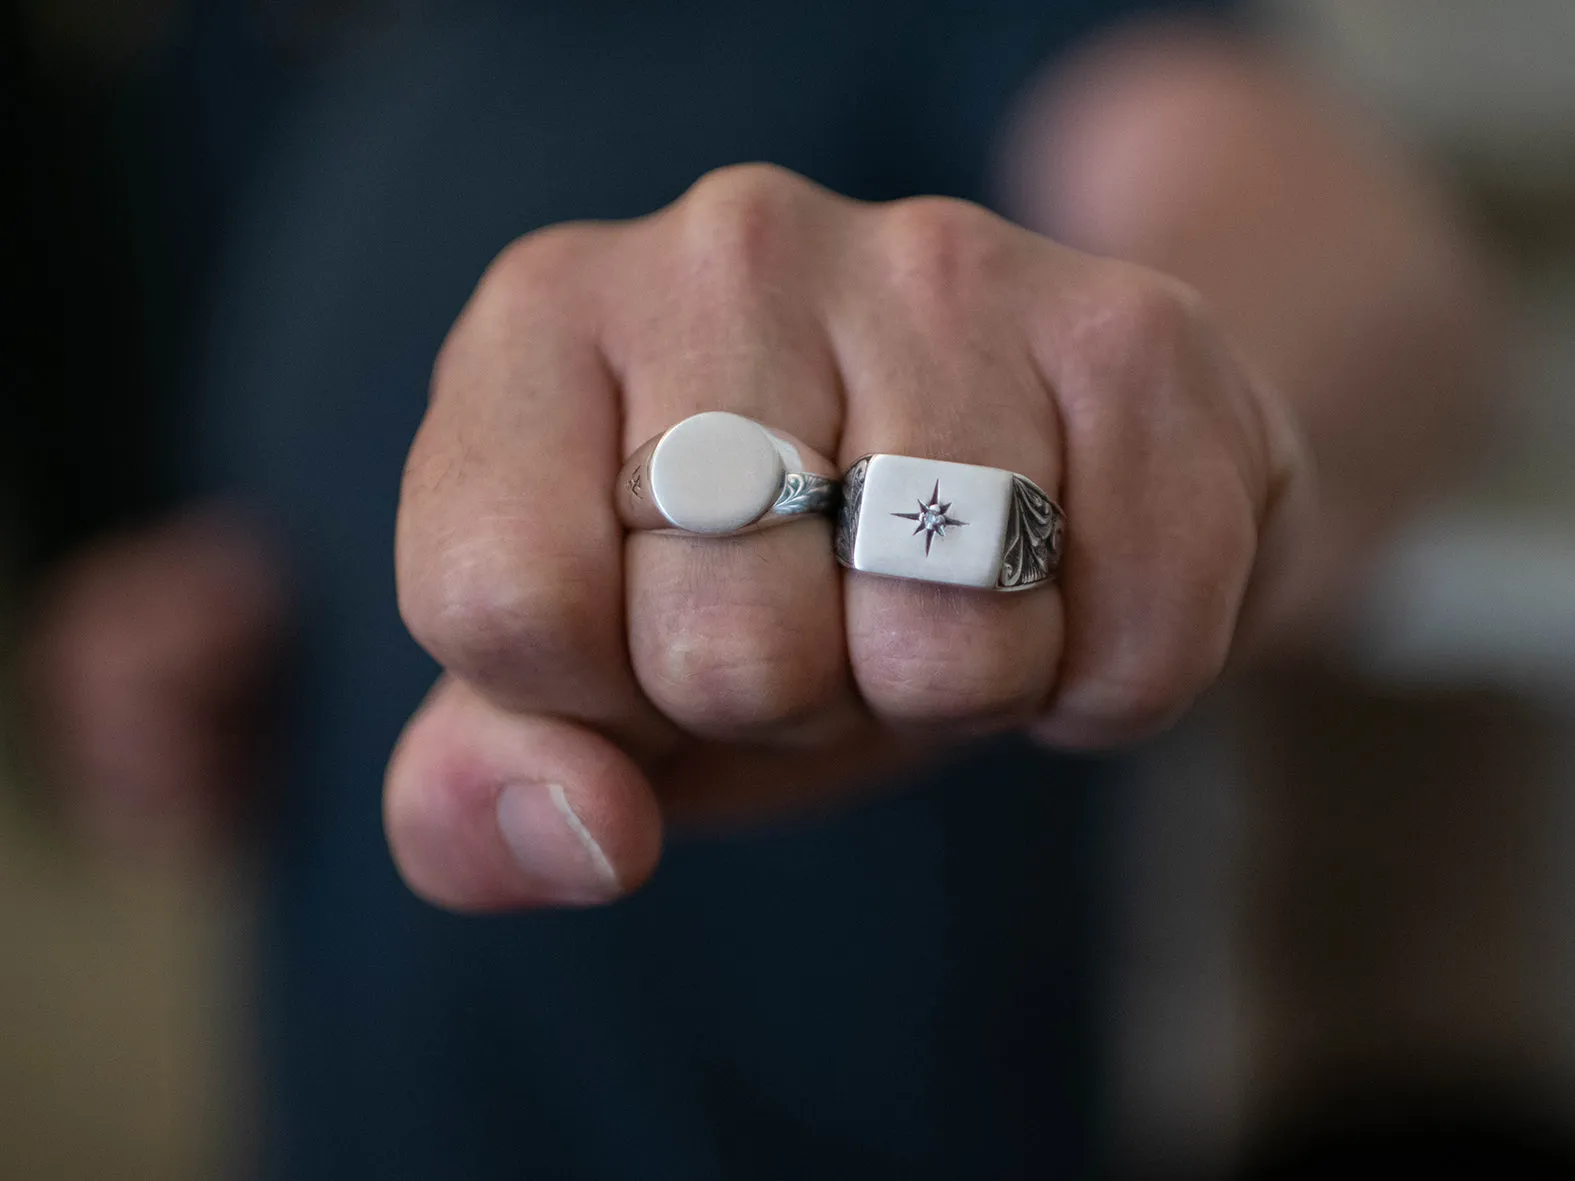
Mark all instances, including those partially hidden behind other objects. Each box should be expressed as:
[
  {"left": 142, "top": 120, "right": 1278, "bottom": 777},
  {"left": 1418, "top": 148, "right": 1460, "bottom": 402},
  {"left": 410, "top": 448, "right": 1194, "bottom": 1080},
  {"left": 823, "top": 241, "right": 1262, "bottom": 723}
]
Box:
[
  {"left": 616, "top": 411, "right": 840, "bottom": 536},
  {"left": 834, "top": 453, "right": 1065, "bottom": 591}
]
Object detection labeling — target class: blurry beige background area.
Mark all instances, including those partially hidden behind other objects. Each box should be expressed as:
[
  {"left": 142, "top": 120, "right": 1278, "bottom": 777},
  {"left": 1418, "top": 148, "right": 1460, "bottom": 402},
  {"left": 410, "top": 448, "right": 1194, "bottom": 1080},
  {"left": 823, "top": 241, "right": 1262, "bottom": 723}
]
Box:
[{"left": 0, "top": 773, "right": 252, "bottom": 1179}]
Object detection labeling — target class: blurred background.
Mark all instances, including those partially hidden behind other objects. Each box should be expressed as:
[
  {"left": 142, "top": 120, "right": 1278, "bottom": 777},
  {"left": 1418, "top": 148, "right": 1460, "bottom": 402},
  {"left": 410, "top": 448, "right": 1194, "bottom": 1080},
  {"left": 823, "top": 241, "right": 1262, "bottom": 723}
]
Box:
[{"left": 3, "top": 0, "right": 1574, "bottom": 1177}]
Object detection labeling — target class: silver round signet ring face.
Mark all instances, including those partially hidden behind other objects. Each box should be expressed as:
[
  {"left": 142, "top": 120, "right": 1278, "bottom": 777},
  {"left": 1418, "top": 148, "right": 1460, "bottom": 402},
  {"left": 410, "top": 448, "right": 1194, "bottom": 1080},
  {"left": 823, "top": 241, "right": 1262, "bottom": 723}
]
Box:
[
  {"left": 616, "top": 411, "right": 839, "bottom": 536},
  {"left": 835, "top": 453, "right": 1064, "bottom": 591},
  {"left": 650, "top": 412, "right": 782, "bottom": 533}
]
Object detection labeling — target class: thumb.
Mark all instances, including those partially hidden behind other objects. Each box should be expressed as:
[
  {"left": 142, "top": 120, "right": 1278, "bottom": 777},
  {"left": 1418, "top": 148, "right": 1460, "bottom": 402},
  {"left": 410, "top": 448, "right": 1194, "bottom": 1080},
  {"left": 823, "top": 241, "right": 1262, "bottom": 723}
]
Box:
[{"left": 384, "top": 676, "right": 664, "bottom": 911}]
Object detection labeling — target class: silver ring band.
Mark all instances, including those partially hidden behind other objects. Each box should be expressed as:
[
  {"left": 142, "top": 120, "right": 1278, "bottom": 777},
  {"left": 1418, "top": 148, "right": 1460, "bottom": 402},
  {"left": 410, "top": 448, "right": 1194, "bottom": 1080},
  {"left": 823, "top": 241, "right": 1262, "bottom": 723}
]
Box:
[
  {"left": 616, "top": 411, "right": 839, "bottom": 535},
  {"left": 835, "top": 453, "right": 1064, "bottom": 591}
]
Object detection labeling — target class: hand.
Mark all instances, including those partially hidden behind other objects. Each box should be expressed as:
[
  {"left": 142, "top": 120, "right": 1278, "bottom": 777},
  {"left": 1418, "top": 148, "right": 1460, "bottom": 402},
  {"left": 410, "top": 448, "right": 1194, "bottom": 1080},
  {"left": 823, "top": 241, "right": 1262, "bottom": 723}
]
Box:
[
  {"left": 388, "top": 164, "right": 1310, "bottom": 909},
  {"left": 26, "top": 511, "right": 286, "bottom": 854}
]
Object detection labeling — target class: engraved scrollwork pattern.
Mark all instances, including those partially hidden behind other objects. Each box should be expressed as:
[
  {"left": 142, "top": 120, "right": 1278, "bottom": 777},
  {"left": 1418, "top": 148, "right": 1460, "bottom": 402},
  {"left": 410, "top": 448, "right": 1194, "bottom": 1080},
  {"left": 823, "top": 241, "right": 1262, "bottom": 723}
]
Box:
[
  {"left": 997, "top": 475, "right": 1064, "bottom": 589},
  {"left": 833, "top": 457, "right": 869, "bottom": 565},
  {"left": 771, "top": 473, "right": 839, "bottom": 517}
]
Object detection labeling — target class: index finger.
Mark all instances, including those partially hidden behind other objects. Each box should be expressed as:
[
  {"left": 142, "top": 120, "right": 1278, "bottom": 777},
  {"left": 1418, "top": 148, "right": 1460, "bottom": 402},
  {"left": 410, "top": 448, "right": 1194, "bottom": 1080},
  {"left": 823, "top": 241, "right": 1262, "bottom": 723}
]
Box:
[{"left": 395, "top": 224, "right": 673, "bottom": 755}]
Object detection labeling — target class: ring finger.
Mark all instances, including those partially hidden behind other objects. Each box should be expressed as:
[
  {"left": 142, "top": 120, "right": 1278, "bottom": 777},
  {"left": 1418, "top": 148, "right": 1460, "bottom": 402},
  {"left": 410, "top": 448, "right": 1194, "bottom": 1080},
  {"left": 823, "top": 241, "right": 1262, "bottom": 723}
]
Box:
[{"left": 833, "top": 202, "right": 1066, "bottom": 728}]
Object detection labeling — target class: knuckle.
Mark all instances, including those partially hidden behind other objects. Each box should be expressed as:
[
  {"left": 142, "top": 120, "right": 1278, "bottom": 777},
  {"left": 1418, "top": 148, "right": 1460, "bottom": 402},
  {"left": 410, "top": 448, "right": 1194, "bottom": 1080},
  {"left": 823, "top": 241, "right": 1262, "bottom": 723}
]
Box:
[
  {"left": 684, "top": 161, "right": 808, "bottom": 208},
  {"left": 432, "top": 225, "right": 602, "bottom": 400},
  {"left": 1067, "top": 658, "right": 1202, "bottom": 742},
  {"left": 673, "top": 162, "right": 810, "bottom": 283},
  {"left": 636, "top": 610, "right": 837, "bottom": 731},
  {"left": 853, "top": 617, "right": 1048, "bottom": 726},
  {"left": 400, "top": 539, "right": 606, "bottom": 694},
  {"left": 475, "top": 223, "right": 602, "bottom": 318},
  {"left": 878, "top": 196, "right": 1011, "bottom": 311},
  {"left": 1086, "top": 267, "right": 1207, "bottom": 364}
]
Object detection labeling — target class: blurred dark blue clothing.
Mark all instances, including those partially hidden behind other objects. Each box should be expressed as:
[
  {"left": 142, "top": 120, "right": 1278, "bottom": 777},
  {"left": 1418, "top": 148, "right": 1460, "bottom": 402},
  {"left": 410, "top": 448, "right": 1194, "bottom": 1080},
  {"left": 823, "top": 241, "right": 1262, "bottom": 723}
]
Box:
[{"left": 183, "top": 1, "right": 1228, "bottom": 1177}]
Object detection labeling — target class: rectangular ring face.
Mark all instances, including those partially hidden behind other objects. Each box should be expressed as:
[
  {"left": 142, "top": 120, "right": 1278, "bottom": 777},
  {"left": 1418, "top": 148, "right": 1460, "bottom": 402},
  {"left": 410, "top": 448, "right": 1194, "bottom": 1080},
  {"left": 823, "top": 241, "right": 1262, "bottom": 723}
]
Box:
[{"left": 848, "top": 454, "right": 1011, "bottom": 588}]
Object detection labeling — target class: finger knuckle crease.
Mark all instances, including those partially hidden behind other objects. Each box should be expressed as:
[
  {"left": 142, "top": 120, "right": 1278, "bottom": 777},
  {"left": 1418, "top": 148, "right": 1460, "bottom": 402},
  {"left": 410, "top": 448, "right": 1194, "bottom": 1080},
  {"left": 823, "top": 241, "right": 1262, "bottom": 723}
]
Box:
[
  {"left": 1078, "top": 646, "right": 1217, "bottom": 738},
  {"left": 645, "top": 620, "right": 823, "bottom": 726},
  {"left": 1086, "top": 672, "right": 1184, "bottom": 737},
  {"left": 860, "top": 641, "right": 1038, "bottom": 723},
  {"left": 405, "top": 553, "right": 601, "bottom": 686}
]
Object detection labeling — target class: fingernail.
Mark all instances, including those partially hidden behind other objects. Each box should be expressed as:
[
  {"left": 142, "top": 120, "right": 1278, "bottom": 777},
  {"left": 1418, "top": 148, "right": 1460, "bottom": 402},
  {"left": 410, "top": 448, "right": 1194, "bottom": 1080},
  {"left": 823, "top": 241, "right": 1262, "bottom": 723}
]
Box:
[{"left": 495, "top": 782, "right": 622, "bottom": 905}]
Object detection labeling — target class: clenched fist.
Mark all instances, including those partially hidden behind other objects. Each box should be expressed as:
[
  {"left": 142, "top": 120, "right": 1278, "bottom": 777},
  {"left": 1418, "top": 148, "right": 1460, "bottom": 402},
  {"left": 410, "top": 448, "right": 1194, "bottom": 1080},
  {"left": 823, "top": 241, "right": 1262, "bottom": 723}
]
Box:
[{"left": 387, "top": 163, "right": 1310, "bottom": 909}]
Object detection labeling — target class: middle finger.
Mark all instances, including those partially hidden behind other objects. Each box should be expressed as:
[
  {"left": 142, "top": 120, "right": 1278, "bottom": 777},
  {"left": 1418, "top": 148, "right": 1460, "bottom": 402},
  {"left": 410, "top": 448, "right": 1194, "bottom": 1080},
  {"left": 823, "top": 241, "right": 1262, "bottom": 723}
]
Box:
[{"left": 609, "top": 170, "right": 856, "bottom": 742}]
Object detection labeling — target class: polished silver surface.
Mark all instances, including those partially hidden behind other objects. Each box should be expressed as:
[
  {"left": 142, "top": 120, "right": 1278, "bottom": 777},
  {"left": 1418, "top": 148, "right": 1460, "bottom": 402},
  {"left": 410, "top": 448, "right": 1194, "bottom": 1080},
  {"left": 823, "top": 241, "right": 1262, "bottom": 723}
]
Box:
[
  {"left": 835, "top": 453, "right": 1063, "bottom": 590},
  {"left": 649, "top": 411, "right": 781, "bottom": 533},
  {"left": 617, "top": 411, "right": 839, "bottom": 535}
]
